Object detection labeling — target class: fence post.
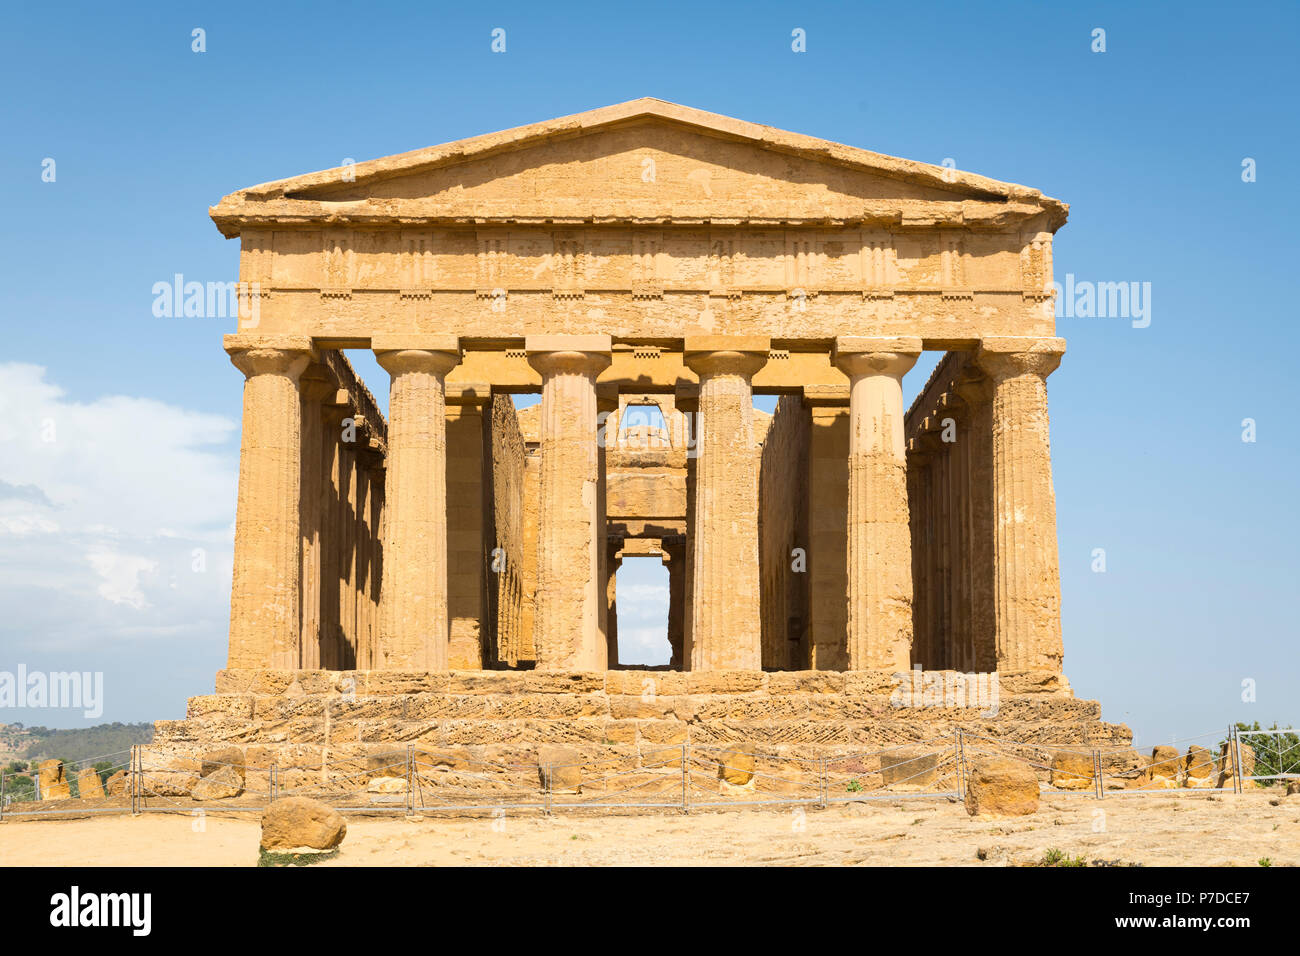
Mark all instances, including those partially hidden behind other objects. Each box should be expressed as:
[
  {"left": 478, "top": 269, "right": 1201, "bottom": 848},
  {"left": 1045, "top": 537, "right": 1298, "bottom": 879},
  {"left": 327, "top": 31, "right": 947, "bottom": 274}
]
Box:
[
  {"left": 1231, "top": 725, "right": 1244, "bottom": 794},
  {"left": 544, "top": 763, "right": 552, "bottom": 816},
  {"left": 406, "top": 744, "right": 415, "bottom": 815},
  {"left": 130, "top": 745, "right": 138, "bottom": 815},
  {"left": 682, "top": 746, "right": 691, "bottom": 815},
  {"left": 954, "top": 732, "right": 964, "bottom": 800},
  {"left": 680, "top": 743, "right": 687, "bottom": 813},
  {"left": 1, "top": 768, "right": 6, "bottom": 821},
  {"left": 1093, "top": 750, "right": 1104, "bottom": 799},
  {"left": 818, "top": 756, "right": 827, "bottom": 808}
]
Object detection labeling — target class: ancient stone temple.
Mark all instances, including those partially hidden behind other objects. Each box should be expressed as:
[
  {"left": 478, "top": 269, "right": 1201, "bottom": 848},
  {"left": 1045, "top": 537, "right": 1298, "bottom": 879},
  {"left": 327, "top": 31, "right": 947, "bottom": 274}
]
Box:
[{"left": 153, "top": 100, "right": 1128, "bottom": 792}]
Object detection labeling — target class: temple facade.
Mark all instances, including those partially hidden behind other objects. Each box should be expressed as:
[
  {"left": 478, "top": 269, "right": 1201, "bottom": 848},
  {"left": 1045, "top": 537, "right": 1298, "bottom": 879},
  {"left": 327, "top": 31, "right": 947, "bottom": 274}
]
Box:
[{"left": 213, "top": 98, "right": 1069, "bottom": 679}]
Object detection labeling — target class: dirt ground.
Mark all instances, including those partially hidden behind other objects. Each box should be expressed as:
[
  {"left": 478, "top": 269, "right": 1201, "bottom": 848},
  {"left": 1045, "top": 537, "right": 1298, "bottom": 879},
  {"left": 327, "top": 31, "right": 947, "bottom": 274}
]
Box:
[{"left": 1, "top": 789, "right": 1295, "bottom": 866}]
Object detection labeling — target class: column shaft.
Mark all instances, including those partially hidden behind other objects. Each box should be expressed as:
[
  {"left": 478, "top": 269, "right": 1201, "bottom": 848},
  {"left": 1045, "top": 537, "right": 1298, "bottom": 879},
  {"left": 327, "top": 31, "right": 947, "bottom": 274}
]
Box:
[
  {"left": 374, "top": 339, "right": 460, "bottom": 670},
  {"left": 226, "top": 339, "right": 311, "bottom": 669},
  {"left": 527, "top": 336, "right": 612, "bottom": 670},
  {"left": 834, "top": 337, "right": 921, "bottom": 671},
  {"left": 976, "top": 337, "right": 1066, "bottom": 672},
  {"left": 685, "top": 338, "right": 768, "bottom": 671}
]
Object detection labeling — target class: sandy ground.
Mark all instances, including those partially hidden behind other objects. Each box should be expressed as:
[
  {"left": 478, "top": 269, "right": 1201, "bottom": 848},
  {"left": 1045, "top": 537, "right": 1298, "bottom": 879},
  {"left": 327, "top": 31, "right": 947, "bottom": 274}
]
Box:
[{"left": 2, "top": 790, "right": 1296, "bottom": 866}]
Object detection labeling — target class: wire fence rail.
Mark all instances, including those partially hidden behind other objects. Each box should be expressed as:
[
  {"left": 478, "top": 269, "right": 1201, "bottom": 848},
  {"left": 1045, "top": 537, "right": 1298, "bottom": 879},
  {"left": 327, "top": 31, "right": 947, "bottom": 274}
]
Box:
[{"left": 0, "top": 725, "right": 1284, "bottom": 821}]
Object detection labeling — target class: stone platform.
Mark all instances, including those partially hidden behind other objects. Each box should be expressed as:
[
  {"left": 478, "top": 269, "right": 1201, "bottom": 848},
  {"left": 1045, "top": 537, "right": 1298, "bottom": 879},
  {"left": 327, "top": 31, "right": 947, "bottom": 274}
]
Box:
[{"left": 144, "top": 669, "right": 1133, "bottom": 799}]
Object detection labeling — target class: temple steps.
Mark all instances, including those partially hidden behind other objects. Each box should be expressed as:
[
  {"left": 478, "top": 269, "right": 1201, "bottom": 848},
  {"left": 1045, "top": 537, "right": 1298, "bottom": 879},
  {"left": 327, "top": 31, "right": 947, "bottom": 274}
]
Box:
[{"left": 140, "top": 668, "right": 1132, "bottom": 799}]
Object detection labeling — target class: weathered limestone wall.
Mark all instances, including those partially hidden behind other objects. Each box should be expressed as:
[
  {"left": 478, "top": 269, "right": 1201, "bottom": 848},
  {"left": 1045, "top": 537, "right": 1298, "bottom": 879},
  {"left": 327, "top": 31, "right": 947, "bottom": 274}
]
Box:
[
  {"left": 489, "top": 393, "right": 526, "bottom": 666},
  {"left": 301, "top": 349, "right": 387, "bottom": 671},
  {"left": 805, "top": 394, "right": 850, "bottom": 670},
  {"left": 445, "top": 394, "right": 488, "bottom": 670},
  {"left": 517, "top": 404, "right": 541, "bottom": 665},
  {"left": 758, "top": 395, "right": 810, "bottom": 670},
  {"left": 153, "top": 668, "right": 1120, "bottom": 797},
  {"left": 906, "top": 351, "right": 993, "bottom": 672}
]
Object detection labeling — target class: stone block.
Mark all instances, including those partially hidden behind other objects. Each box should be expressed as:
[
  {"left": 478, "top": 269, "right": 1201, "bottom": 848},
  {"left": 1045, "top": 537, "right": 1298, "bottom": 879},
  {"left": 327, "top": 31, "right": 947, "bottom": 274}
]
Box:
[
  {"left": 965, "top": 757, "right": 1039, "bottom": 818},
  {"left": 716, "top": 746, "right": 756, "bottom": 786},
  {"left": 75, "top": 768, "right": 106, "bottom": 800},
  {"left": 879, "top": 747, "right": 938, "bottom": 787},
  {"left": 105, "top": 770, "right": 128, "bottom": 796},
  {"left": 200, "top": 746, "right": 246, "bottom": 780},
  {"left": 192, "top": 766, "right": 244, "bottom": 801},
  {"left": 1184, "top": 745, "right": 1214, "bottom": 781},
  {"left": 538, "top": 745, "right": 582, "bottom": 793},
  {"left": 1049, "top": 750, "right": 1094, "bottom": 790},
  {"left": 37, "top": 760, "right": 71, "bottom": 800},
  {"left": 260, "top": 797, "right": 347, "bottom": 851}
]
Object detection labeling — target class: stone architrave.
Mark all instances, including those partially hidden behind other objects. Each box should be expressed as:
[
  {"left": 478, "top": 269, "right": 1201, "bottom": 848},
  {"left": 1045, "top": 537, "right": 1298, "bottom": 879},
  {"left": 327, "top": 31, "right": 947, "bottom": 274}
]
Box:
[
  {"left": 526, "top": 335, "right": 612, "bottom": 670},
  {"left": 833, "top": 336, "right": 921, "bottom": 671},
  {"left": 684, "top": 336, "right": 769, "bottom": 671},
  {"left": 225, "top": 335, "right": 313, "bottom": 670},
  {"left": 974, "top": 336, "right": 1066, "bottom": 673},
  {"left": 373, "top": 336, "right": 461, "bottom": 671}
]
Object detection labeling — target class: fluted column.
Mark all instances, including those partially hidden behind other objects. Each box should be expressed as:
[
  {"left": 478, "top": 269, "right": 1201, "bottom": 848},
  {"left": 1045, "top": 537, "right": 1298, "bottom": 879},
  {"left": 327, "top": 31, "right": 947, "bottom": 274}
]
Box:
[
  {"left": 526, "top": 335, "right": 612, "bottom": 670},
  {"left": 225, "top": 336, "right": 312, "bottom": 669},
  {"left": 373, "top": 336, "right": 461, "bottom": 670},
  {"left": 684, "top": 336, "right": 769, "bottom": 671},
  {"left": 297, "top": 367, "right": 335, "bottom": 669},
  {"left": 833, "top": 336, "right": 921, "bottom": 671},
  {"left": 974, "top": 336, "right": 1066, "bottom": 672}
]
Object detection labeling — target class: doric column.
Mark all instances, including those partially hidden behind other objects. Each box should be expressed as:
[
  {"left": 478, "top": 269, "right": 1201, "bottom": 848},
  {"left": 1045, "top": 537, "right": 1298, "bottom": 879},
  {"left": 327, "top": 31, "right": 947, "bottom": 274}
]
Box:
[
  {"left": 373, "top": 336, "right": 461, "bottom": 671},
  {"left": 297, "top": 366, "right": 336, "bottom": 670},
  {"left": 974, "top": 336, "right": 1066, "bottom": 673},
  {"left": 684, "top": 336, "right": 769, "bottom": 671},
  {"left": 224, "top": 335, "right": 312, "bottom": 670},
  {"left": 833, "top": 336, "right": 921, "bottom": 671},
  {"left": 526, "top": 335, "right": 612, "bottom": 670}
]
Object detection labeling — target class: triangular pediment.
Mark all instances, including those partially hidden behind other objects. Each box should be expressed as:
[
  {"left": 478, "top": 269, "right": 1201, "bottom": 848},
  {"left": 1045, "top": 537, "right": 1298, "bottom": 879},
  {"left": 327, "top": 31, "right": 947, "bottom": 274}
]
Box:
[{"left": 211, "top": 99, "right": 1065, "bottom": 235}]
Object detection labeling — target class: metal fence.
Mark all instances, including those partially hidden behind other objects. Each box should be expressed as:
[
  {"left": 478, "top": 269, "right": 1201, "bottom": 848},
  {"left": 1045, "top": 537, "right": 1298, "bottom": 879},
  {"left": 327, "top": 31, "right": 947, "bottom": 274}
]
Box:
[{"left": 0, "top": 724, "right": 1285, "bottom": 821}]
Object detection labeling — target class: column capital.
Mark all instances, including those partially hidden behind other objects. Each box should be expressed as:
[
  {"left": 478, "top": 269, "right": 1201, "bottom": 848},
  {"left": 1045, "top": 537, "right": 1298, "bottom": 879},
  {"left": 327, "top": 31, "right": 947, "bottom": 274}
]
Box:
[
  {"left": 374, "top": 336, "right": 460, "bottom": 377},
  {"left": 684, "top": 335, "right": 770, "bottom": 378},
  {"left": 833, "top": 336, "right": 922, "bottom": 379},
  {"left": 526, "top": 334, "right": 612, "bottom": 376},
  {"left": 225, "top": 334, "right": 313, "bottom": 380},
  {"left": 975, "top": 336, "right": 1065, "bottom": 381}
]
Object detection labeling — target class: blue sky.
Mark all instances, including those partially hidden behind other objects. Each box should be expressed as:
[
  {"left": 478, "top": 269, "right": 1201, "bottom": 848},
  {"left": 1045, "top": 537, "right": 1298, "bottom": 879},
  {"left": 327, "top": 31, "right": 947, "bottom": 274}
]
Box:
[{"left": 0, "top": 1, "right": 1296, "bottom": 745}]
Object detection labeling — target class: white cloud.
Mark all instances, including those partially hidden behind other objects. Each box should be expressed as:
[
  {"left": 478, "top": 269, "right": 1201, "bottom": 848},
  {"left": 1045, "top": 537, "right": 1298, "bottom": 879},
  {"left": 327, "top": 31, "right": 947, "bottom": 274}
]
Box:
[
  {"left": 0, "top": 362, "right": 238, "bottom": 653},
  {"left": 86, "top": 547, "right": 158, "bottom": 609}
]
